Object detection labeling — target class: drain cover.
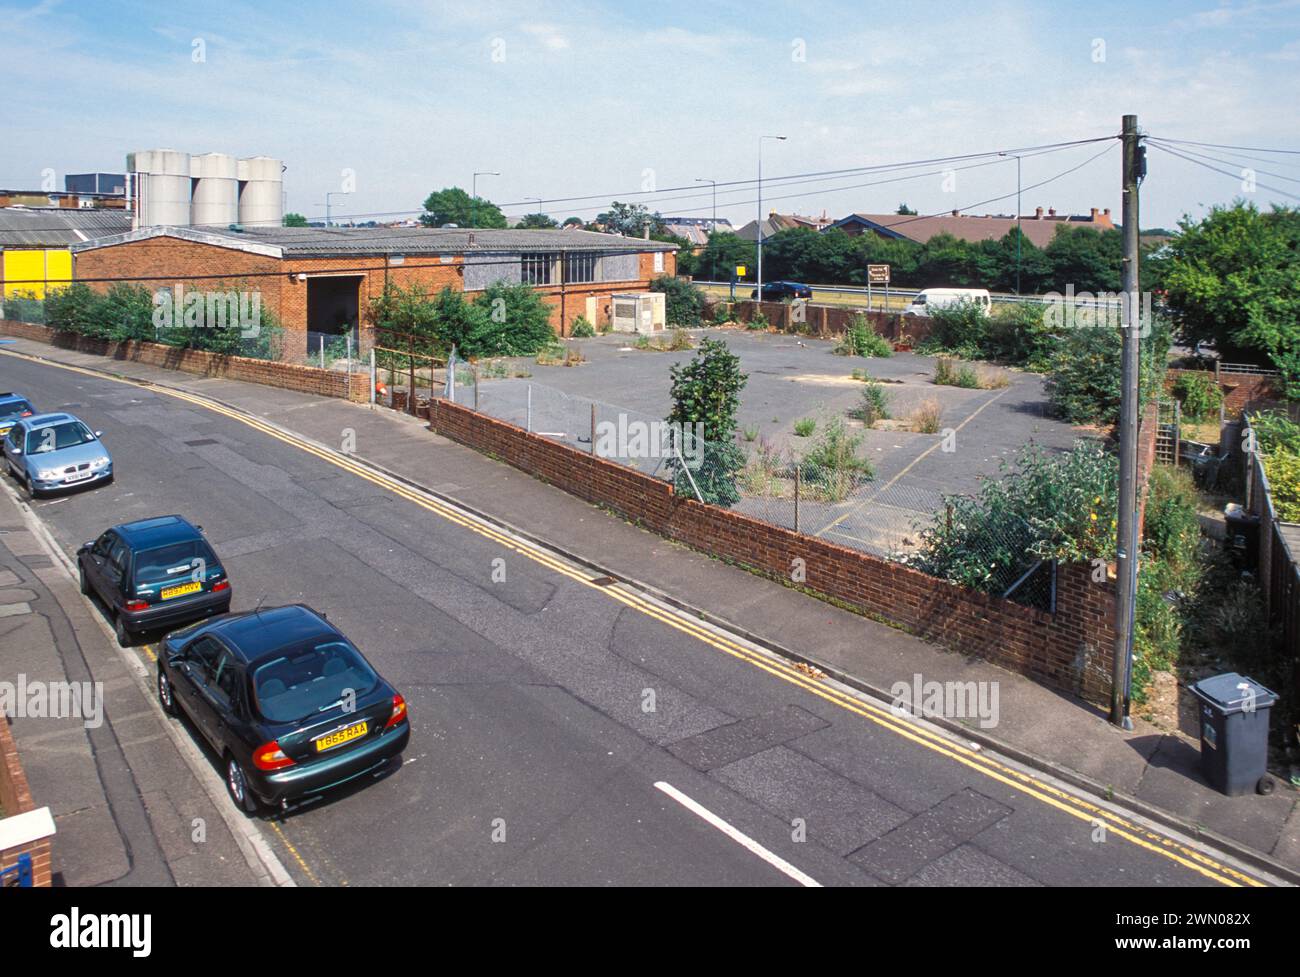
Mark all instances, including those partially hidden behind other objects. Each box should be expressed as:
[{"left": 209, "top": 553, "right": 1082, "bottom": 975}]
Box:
[{"left": 184, "top": 438, "right": 218, "bottom": 447}]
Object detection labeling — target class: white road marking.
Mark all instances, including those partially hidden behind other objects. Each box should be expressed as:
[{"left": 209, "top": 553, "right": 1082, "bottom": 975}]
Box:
[{"left": 654, "top": 781, "right": 821, "bottom": 888}]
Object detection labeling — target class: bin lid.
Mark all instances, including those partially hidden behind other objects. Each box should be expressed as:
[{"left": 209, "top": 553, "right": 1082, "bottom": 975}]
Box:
[{"left": 1189, "top": 672, "right": 1277, "bottom": 714}]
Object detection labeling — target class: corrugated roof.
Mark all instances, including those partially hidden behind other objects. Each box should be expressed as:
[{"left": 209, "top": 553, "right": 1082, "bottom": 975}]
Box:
[
  {"left": 72, "top": 224, "right": 678, "bottom": 258},
  {"left": 0, "top": 208, "right": 132, "bottom": 248}
]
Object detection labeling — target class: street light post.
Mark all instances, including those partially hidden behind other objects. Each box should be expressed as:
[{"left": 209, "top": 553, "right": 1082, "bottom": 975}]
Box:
[
  {"left": 472, "top": 170, "right": 500, "bottom": 227},
  {"left": 999, "top": 151, "right": 1023, "bottom": 294},
  {"left": 695, "top": 177, "right": 717, "bottom": 281},
  {"left": 325, "top": 190, "right": 351, "bottom": 228},
  {"left": 756, "top": 135, "right": 786, "bottom": 299}
]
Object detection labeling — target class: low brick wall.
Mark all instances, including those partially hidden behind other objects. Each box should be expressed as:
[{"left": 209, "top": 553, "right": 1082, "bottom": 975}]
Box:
[
  {"left": 429, "top": 398, "right": 1118, "bottom": 704},
  {"left": 710, "top": 300, "right": 931, "bottom": 347},
  {"left": 0, "top": 717, "right": 52, "bottom": 887},
  {"left": 1167, "top": 367, "right": 1278, "bottom": 416},
  {"left": 0, "top": 319, "right": 371, "bottom": 403}
]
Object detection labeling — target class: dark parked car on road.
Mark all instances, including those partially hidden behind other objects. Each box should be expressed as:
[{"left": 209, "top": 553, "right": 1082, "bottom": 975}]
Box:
[
  {"left": 750, "top": 281, "right": 813, "bottom": 301},
  {"left": 156, "top": 604, "right": 410, "bottom": 814},
  {"left": 77, "top": 515, "right": 231, "bottom": 646},
  {"left": 0, "top": 392, "right": 36, "bottom": 438}
]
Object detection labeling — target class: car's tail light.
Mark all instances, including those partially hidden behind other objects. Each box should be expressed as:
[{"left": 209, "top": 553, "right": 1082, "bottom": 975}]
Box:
[
  {"left": 211, "top": 580, "right": 230, "bottom": 593},
  {"left": 252, "top": 741, "right": 294, "bottom": 771},
  {"left": 123, "top": 599, "right": 149, "bottom": 612},
  {"left": 385, "top": 693, "right": 407, "bottom": 729}
]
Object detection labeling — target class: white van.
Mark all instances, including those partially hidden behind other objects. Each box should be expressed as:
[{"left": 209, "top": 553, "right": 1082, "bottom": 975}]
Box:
[{"left": 903, "top": 288, "right": 992, "bottom": 317}]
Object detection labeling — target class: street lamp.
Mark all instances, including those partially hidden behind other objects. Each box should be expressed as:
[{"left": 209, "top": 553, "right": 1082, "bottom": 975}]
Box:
[
  {"left": 999, "top": 152, "right": 1023, "bottom": 294},
  {"left": 695, "top": 178, "right": 717, "bottom": 281},
  {"left": 757, "top": 136, "right": 786, "bottom": 299},
  {"left": 472, "top": 170, "right": 500, "bottom": 227},
  {"left": 325, "top": 190, "right": 351, "bottom": 228}
]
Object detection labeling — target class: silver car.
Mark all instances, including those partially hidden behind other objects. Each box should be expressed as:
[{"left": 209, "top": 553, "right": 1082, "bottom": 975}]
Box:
[{"left": 3, "top": 412, "right": 113, "bottom": 496}]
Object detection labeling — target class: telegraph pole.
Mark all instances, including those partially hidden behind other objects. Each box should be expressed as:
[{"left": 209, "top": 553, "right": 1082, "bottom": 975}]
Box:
[{"left": 1111, "top": 114, "right": 1144, "bottom": 729}]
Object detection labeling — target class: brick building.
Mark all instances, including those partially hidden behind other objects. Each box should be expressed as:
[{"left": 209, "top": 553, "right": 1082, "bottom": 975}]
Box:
[{"left": 69, "top": 225, "right": 677, "bottom": 358}]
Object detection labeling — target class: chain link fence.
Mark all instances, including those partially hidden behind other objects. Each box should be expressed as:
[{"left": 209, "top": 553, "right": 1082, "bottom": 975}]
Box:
[{"left": 441, "top": 370, "right": 1054, "bottom": 610}]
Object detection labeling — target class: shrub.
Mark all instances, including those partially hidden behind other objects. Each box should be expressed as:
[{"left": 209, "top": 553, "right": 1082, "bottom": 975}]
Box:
[
  {"left": 711, "top": 302, "right": 734, "bottom": 324},
  {"left": 468, "top": 282, "right": 558, "bottom": 356},
  {"left": 1263, "top": 449, "right": 1300, "bottom": 520},
  {"left": 668, "top": 327, "right": 693, "bottom": 351},
  {"left": 933, "top": 358, "right": 958, "bottom": 386},
  {"left": 1249, "top": 410, "right": 1300, "bottom": 454},
  {"left": 794, "top": 417, "right": 816, "bottom": 437},
  {"left": 1171, "top": 372, "right": 1223, "bottom": 421},
  {"left": 835, "top": 315, "right": 893, "bottom": 357},
  {"left": 570, "top": 315, "right": 596, "bottom": 338},
  {"left": 927, "top": 300, "right": 988, "bottom": 351},
  {"left": 650, "top": 275, "right": 706, "bottom": 327},
  {"left": 747, "top": 310, "right": 769, "bottom": 330},
  {"left": 666, "top": 337, "right": 748, "bottom": 506},
  {"left": 909, "top": 399, "right": 943, "bottom": 433},
  {"left": 1142, "top": 466, "right": 1202, "bottom": 579},
  {"left": 982, "top": 304, "right": 1058, "bottom": 369},
  {"left": 849, "top": 379, "right": 891, "bottom": 427},
  {"left": 955, "top": 364, "right": 980, "bottom": 388},
  {"left": 801, "top": 417, "right": 874, "bottom": 501}
]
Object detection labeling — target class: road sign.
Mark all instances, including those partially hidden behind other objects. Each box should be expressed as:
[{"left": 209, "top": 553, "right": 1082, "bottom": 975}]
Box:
[
  {"left": 867, "top": 264, "right": 890, "bottom": 284},
  {"left": 735, "top": 265, "right": 747, "bottom": 277}
]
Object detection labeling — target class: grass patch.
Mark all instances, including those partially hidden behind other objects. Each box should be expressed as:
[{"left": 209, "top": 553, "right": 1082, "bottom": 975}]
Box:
[{"left": 794, "top": 417, "right": 816, "bottom": 437}]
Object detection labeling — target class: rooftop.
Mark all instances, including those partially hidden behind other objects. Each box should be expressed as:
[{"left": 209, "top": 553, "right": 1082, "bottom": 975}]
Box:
[
  {"left": 0, "top": 207, "right": 133, "bottom": 248},
  {"left": 71, "top": 224, "right": 679, "bottom": 258}
]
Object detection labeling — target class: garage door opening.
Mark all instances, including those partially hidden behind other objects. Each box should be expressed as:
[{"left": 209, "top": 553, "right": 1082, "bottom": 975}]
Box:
[{"left": 305, "top": 275, "right": 362, "bottom": 361}]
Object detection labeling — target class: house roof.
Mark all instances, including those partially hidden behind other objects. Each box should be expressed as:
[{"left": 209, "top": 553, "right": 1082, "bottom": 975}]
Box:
[
  {"left": 829, "top": 210, "right": 1115, "bottom": 249},
  {"left": 70, "top": 224, "right": 678, "bottom": 258},
  {"left": 733, "top": 213, "right": 833, "bottom": 242},
  {"left": 0, "top": 207, "right": 133, "bottom": 248}
]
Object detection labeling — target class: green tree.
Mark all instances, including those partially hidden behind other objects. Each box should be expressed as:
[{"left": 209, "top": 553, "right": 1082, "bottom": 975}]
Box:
[
  {"left": 896, "top": 203, "right": 918, "bottom": 215},
  {"left": 466, "top": 282, "right": 557, "bottom": 356},
  {"left": 650, "top": 275, "right": 705, "bottom": 326},
  {"left": 666, "top": 338, "right": 748, "bottom": 506},
  {"left": 688, "top": 232, "right": 755, "bottom": 282},
  {"left": 1161, "top": 201, "right": 1300, "bottom": 392},
  {"left": 517, "top": 212, "right": 559, "bottom": 229},
  {"left": 561, "top": 216, "right": 584, "bottom": 228},
  {"left": 420, "top": 187, "right": 507, "bottom": 229},
  {"left": 596, "top": 201, "right": 664, "bottom": 237},
  {"left": 283, "top": 212, "right": 308, "bottom": 227},
  {"left": 366, "top": 281, "right": 440, "bottom": 352}
]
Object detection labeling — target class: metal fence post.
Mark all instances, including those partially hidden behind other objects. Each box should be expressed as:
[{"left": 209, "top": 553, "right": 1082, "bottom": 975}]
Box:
[
  {"left": 526, "top": 384, "right": 532, "bottom": 433},
  {"left": 320, "top": 335, "right": 325, "bottom": 369},
  {"left": 590, "top": 402, "right": 597, "bottom": 454},
  {"left": 473, "top": 364, "right": 479, "bottom": 411},
  {"left": 369, "top": 348, "right": 376, "bottom": 407},
  {"left": 794, "top": 466, "right": 801, "bottom": 533}
]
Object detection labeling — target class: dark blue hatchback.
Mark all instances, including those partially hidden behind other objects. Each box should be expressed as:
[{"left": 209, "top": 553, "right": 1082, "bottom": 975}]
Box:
[{"left": 77, "top": 515, "right": 231, "bottom": 646}]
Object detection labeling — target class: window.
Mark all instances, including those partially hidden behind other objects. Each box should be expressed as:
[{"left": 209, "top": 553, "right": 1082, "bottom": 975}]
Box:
[
  {"left": 27, "top": 421, "right": 95, "bottom": 454},
  {"left": 653, "top": 251, "right": 665, "bottom": 273},
  {"left": 565, "top": 252, "right": 598, "bottom": 284},
  {"left": 521, "top": 253, "right": 554, "bottom": 285},
  {"left": 253, "top": 639, "right": 379, "bottom": 723}
]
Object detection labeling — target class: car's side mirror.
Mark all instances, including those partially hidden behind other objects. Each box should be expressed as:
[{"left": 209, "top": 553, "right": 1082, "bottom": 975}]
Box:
[
  {"left": 93, "top": 431, "right": 103, "bottom": 438},
  {"left": 10, "top": 447, "right": 21, "bottom": 455}
]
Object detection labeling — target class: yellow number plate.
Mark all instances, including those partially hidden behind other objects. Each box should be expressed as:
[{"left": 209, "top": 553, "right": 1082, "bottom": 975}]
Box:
[
  {"left": 316, "top": 721, "right": 368, "bottom": 752},
  {"left": 161, "top": 581, "right": 203, "bottom": 600}
]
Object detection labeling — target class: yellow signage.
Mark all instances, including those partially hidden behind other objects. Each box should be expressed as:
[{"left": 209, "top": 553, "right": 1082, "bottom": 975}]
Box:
[{"left": 735, "top": 265, "right": 747, "bottom": 277}]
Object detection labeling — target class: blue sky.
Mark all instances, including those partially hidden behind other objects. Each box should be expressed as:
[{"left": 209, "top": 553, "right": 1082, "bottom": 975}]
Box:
[{"left": 3, "top": 0, "right": 1298, "bottom": 228}]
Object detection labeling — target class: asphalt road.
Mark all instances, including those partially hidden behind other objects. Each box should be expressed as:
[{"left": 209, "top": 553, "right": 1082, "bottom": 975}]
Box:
[{"left": 0, "top": 352, "right": 1265, "bottom": 886}]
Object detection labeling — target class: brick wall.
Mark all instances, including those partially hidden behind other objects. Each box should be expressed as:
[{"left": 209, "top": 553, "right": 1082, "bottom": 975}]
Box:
[
  {"left": 717, "top": 300, "right": 933, "bottom": 346},
  {"left": 0, "top": 717, "right": 52, "bottom": 887},
  {"left": 0, "top": 319, "right": 371, "bottom": 403},
  {"left": 1167, "top": 367, "right": 1279, "bottom": 416},
  {"left": 428, "top": 398, "right": 1119, "bottom": 704}
]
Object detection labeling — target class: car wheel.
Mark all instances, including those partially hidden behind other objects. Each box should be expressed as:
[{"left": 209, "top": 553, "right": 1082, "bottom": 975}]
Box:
[
  {"left": 157, "top": 667, "right": 179, "bottom": 717},
  {"left": 225, "top": 755, "right": 261, "bottom": 815},
  {"left": 114, "top": 613, "right": 132, "bottom": 647},
  {"left": 78, "top": 563, "right": 90, "bottom": 596}
]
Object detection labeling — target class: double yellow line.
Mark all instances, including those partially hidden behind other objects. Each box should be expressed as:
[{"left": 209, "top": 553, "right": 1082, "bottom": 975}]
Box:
[{"left": 3, "top": 349, "right": 1271, "bottom": 887}]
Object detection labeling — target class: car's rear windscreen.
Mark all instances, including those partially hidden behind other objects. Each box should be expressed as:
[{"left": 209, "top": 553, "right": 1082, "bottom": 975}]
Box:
[
  {"left": 133, "top": 539, "right": 219, "bottom": 588},
  {"left": 0, "top": 400, "right": 33, "bottom": 419},
  {"left": 253, "top": 641, "right": 379, "bottom": 724}
]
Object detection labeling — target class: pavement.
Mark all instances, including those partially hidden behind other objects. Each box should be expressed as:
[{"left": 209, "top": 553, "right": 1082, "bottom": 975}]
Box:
[{"left": 0, "top": 333, "right": 1296, "bottom": 886}]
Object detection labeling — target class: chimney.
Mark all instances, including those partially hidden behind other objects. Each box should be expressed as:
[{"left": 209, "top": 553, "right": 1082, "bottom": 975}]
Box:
[
  {"left": 1048, "top": 207, "right": 1057, "bottom": 217},
  {"left": 468, "top": 231, "right": 475, "bottom": 246},
  {"left": 951, "top": 209, "right": 959, "bottom": 217},
  {"left": 1034, "top": 206, "right": 1044, "bottom": 219},
  {"left": 1090, "top": 207, "right": 1100, "bottom": 221},
  {"left": 643, "top": 224, "right": 649, "bottom": 239}
]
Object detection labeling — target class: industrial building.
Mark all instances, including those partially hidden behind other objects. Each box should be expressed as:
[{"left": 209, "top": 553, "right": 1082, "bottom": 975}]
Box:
[
  {"left": 70, "top": 224, "right": 677, "bottom": 357},
  {"left": 125, "top": 150, "right": 284, "bottom": 229},
  {"left": 0, "top": 208, "right": 131, "bottom": 299}
]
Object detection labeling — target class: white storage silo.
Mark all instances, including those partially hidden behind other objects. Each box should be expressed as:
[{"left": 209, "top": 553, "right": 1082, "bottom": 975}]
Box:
[
  {"left": 127, "top": 149, "right": 192, "bottom": 228},
  {"left": 237, "top": 156, "right": 283, "bottom": 228},
  {"left": 190, "top": 152, "right": 239, "bottom": 228}
]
